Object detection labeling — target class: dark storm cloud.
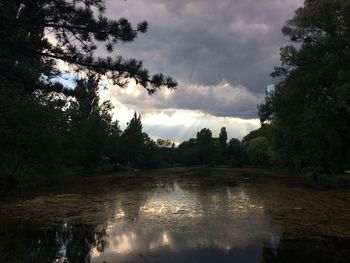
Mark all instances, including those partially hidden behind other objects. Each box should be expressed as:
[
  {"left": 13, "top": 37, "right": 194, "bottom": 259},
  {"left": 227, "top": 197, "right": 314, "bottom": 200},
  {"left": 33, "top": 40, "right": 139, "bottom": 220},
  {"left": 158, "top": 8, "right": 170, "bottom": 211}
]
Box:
[{"left": 103, "top": 0, "right": 303, "bottom": 118}]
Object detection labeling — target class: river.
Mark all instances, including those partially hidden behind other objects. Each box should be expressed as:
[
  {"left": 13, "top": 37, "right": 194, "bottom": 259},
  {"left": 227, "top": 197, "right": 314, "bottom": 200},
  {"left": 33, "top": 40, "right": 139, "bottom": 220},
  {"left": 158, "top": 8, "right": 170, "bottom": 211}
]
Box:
[{"left": 1, "top": 167, "right": 350, "bottom": 262}]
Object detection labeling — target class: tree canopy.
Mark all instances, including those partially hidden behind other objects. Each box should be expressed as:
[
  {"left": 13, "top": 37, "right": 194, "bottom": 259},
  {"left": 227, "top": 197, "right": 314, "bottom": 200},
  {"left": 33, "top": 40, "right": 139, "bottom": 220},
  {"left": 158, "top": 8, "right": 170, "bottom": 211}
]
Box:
[
  {"left": 0, "top": 0, "right": 177, "bottom": 94},
  {"left": 0, "top": 0, "right": 178, "bottom": 186},
  {"left": 258, "top": 0, "right": 350, "bottom": 174}
]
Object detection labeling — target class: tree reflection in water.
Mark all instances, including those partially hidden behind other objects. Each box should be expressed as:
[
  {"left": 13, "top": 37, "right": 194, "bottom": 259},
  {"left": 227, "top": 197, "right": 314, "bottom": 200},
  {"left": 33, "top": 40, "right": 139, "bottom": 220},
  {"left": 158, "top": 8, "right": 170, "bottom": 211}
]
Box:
[
  {"left": 1, "top": 171, "right": 350, "bottom": 263},
  {"left": 261, "top": 237, "right": 350, "bottom": 263},
  {"left": 2, "top": 224, "right": 349, "bottom": 263},
  {"left": 0, "top": 224, "right": 104, "bottom": 263}
]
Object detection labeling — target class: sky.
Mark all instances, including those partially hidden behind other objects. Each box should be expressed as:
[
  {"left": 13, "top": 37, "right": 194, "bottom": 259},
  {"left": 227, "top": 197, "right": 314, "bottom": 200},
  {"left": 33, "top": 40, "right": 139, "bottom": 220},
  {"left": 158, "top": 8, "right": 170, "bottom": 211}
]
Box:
[{"left": 95, "top": 0, "right": 304, "bottom": 142}]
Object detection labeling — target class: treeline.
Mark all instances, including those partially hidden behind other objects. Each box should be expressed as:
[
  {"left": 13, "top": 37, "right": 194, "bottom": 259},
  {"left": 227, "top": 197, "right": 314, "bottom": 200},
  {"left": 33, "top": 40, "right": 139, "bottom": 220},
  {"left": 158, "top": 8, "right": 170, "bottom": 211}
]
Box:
[
  {"left": 0, "top": 0, "right": 177, "bottom": 187},
  {"left": 0, "top": 69, "right": 269, "bottom": 187},
  {"left": 0, "top": 0, "right": 263, "bottom": 188},
  {"left": 2, "top": 0, "right": 350, "bottom": 188},
  {"left": 176, "top": 127, "right": 248, "bottom": 167},
  {"left": 158, "top": 127, "right": 271, "bottom": 168},
  {"left": 257, "top": 0, "right": 350, "bottom": 179},
  {"left": 0, "top": 77, "right": 164, "bottom": 186}
]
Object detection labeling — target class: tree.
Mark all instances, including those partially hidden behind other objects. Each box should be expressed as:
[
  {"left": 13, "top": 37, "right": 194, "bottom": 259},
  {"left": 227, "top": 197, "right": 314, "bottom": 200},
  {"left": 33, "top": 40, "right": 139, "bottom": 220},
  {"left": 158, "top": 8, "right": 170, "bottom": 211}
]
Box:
[
  {"left": 122, "top": 112, "right": 145, "bottom": 167},
  {"left": 246, "top": 137, "right": 269, "bottom": 167},
  {"left": 227, "top": 138, "right": 245, "bottom": 167},
  {"left": 66, "top": 77, "right": 114, "bottom": 172},
  {"left": 0, "top": 91, "right": 69, "bottom": 186},
  {"left": 156, "top": 139, "right": 173, "bottom": 148},
  {"left": 143, "top": 133, "right": 162, "bottom": 169},
  {"left": 258, "top": 0, "right": 350, "bottom": 174},
  {"left": 105, "top": 120, "right": 122, "bottom": 164},
  {"left": 0, "top": 0, "right": 177, "bottom": 94},
  {"left": 219, "top": 127, "right": 228, "bottom": 159},
  {"left": 177, "top": 139, "right": 198, "bottom": 165},
  {"left": 196, "top": 128, "right": 214, "bottom": 165},
  {"left": 0, "top": 0, "right": 178, "bottom": 185}
]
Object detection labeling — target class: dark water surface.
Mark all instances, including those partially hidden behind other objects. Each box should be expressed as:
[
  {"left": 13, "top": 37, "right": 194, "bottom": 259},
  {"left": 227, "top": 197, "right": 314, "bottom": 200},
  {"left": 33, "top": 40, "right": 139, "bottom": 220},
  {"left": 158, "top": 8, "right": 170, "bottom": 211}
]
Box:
[{"left": 1, "top": 167, "right": 350, "bottom": 263}]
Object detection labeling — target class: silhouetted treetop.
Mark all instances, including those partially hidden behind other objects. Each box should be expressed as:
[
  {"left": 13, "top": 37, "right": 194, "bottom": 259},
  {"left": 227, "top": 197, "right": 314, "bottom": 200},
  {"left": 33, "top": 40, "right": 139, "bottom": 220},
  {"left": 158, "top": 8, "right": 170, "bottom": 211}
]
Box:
[{"left": 0, "top": 0, "right": 177, "bottom": 94}]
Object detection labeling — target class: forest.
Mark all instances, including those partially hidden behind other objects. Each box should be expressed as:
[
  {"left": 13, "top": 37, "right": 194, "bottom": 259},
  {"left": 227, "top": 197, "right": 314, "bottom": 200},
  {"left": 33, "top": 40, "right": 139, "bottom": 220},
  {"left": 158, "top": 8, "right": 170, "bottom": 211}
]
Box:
[{"left": 0, "top": 0, "right": 349, "bottom": 189}]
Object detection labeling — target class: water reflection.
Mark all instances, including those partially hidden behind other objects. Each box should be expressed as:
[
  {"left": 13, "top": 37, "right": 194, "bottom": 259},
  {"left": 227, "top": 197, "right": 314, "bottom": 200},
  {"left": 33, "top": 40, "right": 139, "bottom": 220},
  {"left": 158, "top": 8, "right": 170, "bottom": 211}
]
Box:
[
  {"left": 139, "top": 182, "right": 203, "bottom": 230},
  {"left": 1, "top": 171, "right": 350, "bottom": 262},
  {"left": 89, "top": 182, "right": 274, "bottom": 263}
]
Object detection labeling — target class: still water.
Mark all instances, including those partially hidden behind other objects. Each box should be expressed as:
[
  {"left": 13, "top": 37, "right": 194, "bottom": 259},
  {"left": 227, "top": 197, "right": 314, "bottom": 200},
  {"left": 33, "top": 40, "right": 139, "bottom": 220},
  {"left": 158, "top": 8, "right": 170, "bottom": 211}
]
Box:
[{"left": 1, "top": 167, "right": 350, "bottom": 263}]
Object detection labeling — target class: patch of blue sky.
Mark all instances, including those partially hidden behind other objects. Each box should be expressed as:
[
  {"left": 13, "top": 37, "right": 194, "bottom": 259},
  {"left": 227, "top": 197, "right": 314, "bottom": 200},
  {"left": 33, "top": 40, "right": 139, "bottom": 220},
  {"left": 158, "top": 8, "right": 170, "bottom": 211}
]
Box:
[
  {"left": 267, "top": 83, "right": 275, "bottom": 94},
  {"left": 51, "top": 72, "right": 77, "bottom": 89}
]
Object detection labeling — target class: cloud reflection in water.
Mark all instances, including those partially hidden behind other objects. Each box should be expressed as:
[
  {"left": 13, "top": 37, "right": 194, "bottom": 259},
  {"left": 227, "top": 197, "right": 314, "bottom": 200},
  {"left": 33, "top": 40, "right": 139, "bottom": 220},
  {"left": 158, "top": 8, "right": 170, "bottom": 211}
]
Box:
[{"left": 90, "top": 182, "right": 275, "bottom": 263}]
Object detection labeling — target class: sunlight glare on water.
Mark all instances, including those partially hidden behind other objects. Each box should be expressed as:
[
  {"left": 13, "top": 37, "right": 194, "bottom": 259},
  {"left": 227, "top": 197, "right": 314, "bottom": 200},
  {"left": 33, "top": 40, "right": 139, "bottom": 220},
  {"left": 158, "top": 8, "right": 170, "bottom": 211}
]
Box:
[{"left": 90, "top": 181, "right": 274, "bottom": 263}]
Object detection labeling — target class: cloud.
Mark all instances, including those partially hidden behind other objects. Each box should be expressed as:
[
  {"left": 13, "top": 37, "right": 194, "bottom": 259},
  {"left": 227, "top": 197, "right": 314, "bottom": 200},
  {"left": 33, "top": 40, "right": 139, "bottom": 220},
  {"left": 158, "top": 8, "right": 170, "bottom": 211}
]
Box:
[
  {"left": 104, "top": 0, "right": 303, "bottom": 93},
  {"left": 101, "top": 79, "right": 263, "bottom": 118},
  {"left": 141, "top": 110, "right": 260, "bottom": 142},
  {"left": 94, "top": 0, "right": 304, "bottom": 141},
  {"left": 97, "top": 101, "right": 260, "bottom": 142},
  {"left": 100, "top": 83, "right": 260, "bottom": 141}
]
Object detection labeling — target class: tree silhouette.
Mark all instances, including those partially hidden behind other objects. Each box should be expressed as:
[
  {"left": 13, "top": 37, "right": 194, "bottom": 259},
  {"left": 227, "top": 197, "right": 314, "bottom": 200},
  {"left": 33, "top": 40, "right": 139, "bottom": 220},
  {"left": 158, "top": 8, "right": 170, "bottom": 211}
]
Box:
[
  {"left": 227, "top": 138, "right": 245, "bottom": 167},
  {"left": 0, "top": 0, "right": 177, "bottom": 94},
  {"left": 122, "top": 112, "right": 145, "bottom": 167},
  {"left": 0, "top": 0, "right": 178, "bottom": 184},
  {"left": 219, "top": 127, "right": 228, "bottom": 159},
  {"left": 196, "top": 128, "right": 214, "bottom": 165},
  {"left": 258, "top": 0, "right": 350, "bottom": 174}
]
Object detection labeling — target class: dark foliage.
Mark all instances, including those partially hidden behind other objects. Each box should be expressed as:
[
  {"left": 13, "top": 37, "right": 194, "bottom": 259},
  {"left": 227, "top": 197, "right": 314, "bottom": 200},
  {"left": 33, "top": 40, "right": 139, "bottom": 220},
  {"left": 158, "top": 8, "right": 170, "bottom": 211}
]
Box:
[
  {"left": 0, "top": 0, "right": 177, "bottom": 187},
  {"left": 258, "top": 0, "right": 350, "bottom": 175},
  {"left": 0, "top": 0, "right": 177, "bottom": 93}
]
